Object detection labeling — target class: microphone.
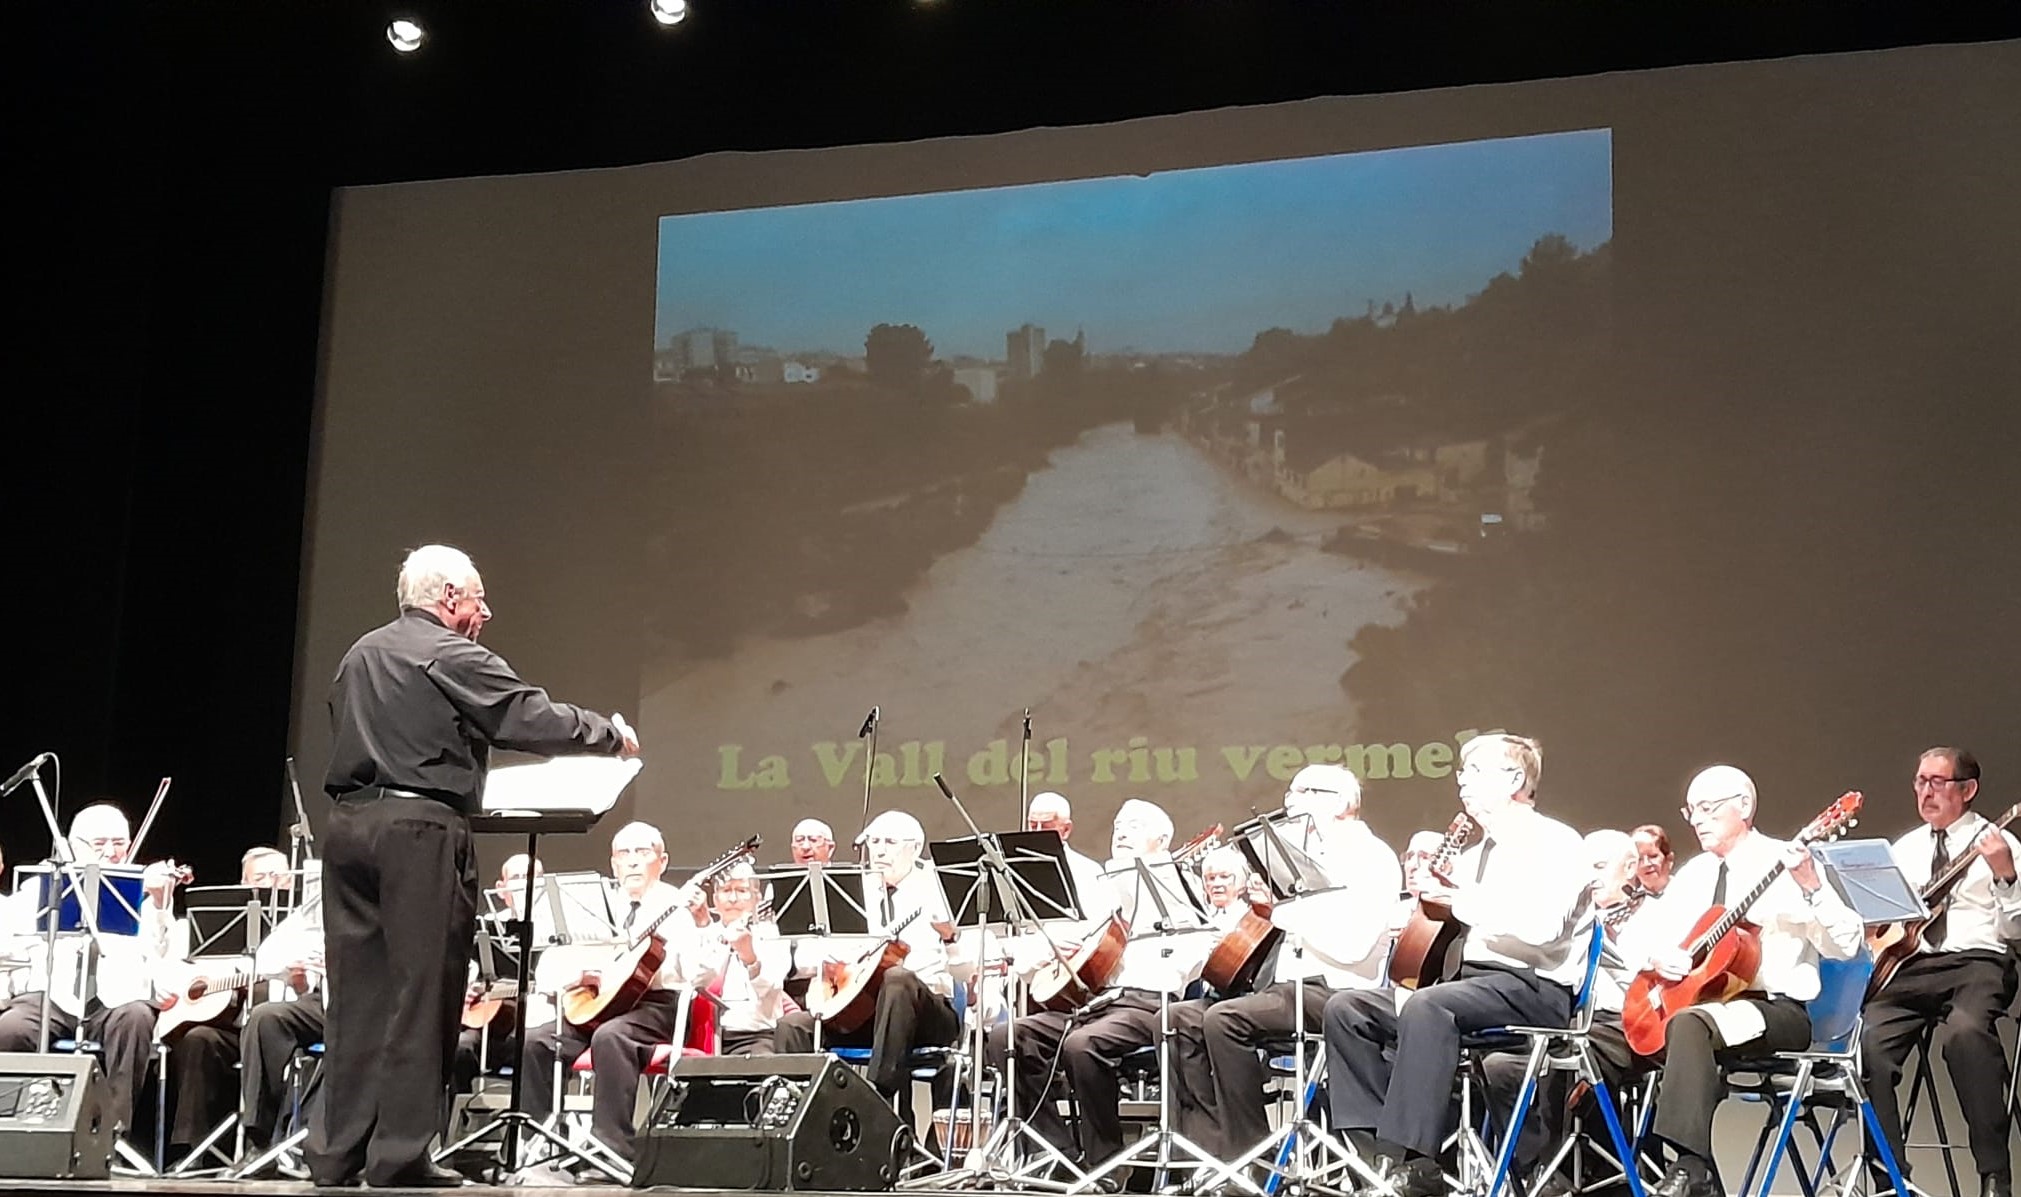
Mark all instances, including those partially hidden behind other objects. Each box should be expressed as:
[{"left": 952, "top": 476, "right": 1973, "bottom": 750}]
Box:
[
  {"left": 857, "top": 705, "right": 879, "bottom": 739},
  {"left": 1, "top": 753, "right": 49, "bottom": 797},
  {"left": 1071, "top": 989, "right": 1121, "bottom": 1021},
  {"left": 1022, "top": 708, "right": 1032, "bottom": 740}
]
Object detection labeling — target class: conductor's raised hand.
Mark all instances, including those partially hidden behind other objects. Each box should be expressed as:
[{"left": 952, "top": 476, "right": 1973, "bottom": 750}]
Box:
[{"left": 611, "top": 713, "right": 641, "bottom": 758}]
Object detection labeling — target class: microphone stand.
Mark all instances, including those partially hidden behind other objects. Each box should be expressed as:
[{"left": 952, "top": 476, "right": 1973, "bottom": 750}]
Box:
[
  {"left": 856, "top": 705, "right": 879, "bottom": 849},
  {"left": 1018, "top": 709, "right": 1032, "bottom": 829},
  {"left": 283, "top": 757, "right": 316, "bottom": 912}
]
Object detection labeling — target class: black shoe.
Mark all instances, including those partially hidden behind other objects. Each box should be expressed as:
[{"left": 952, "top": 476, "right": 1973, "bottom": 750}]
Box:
[
  {"left": 1651, "top": 1159, "right": 1722, "bottom": 1197},
  {"left": 1979, "top": 1173, "right": 2012, "bottom": 1197},
  {"left": 1387, "top": 1156, "right": 1445, "bottom": 1197},
  {"left": 366, "top": 1163, "right": 465, "bottom": 1188}
]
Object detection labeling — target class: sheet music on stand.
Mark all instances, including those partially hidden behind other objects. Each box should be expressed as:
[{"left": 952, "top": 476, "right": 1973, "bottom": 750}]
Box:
[
  {"left": 17, "top": 863, "right": 149, "bottom": 938},
  {"left": 1106, "top": 856, "right": 1210, "bottom": 933},
  {"left": 1230, "top": 811, "right": 1333, "bottom": 901},
  {"left": 763, "top": 864, "right": 870, "bottom": 939},
  {"left": 482, "top": 755, "right": 640, "bottom": 816},
  {"left": 1813, "top": 839, "right": 1929, "bottom": 926},
  {"left": 182, "top": 885, "right": 285, "bottom": 960},
  {"left": 930, "top": 830, "right": 1083, "bottom": 930}
]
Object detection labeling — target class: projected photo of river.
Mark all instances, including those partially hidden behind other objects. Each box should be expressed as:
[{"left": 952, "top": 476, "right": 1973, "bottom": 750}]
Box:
[{"left": 636, "top": 128, "right": 1612, "bottom": 840}]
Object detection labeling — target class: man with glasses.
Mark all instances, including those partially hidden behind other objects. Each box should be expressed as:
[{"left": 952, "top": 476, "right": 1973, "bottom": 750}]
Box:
[
  {"left": 788, "top": 818, "right": 836, "bottom": 866},
  {"left": 1860, "top": 748, "right": 2018, "bottom": 1197},
  {"left": 686, "top": 861, "right": 790, "bottom": 1055},
  {"left": 1173, "top": 764, "right": 1400, "bottom": 1163},
  {"left": 1323, "top": 734, "right": 1593, "bottom": 1197},
  {"left": 775, "top": 810, "right": 960, "bottom": 1098},
  {"left": 1619, "top": 765, "right": 1863, "bottom": 1197}
]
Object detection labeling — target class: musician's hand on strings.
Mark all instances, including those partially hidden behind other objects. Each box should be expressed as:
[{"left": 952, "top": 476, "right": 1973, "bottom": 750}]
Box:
[
  {"left": 1649, "top": 947, "right": 1692, "bottom": 981},
  {"left": 1244, "top": 876, "right": 1274, "bottom": 910},
  {"left": 1782, "top": 844, "right": 1822, "bottom": 893},
  {"left": 1411, "top": 863, "right": 1457, "bottom": 904},
  {"left": 1974, "top": 827, "right": 2018, "bottom": 883},
  {"left": 681, "top": 882, "right": 711, "bottom": 927},
  {"left": 465, "top": 979, "right": 486, "bottom": 1003},
  {"left": 611, "top": 713, "right": 641, "bottom": 758},
  {"left": 572, "top": 969, "right": 602, "bottom": 993},
  {"left": 931, "top": 918, "right": 957, "bottom": 945},
  {"left": 287, "top": 962, "right": 315, "bottom": 995},
  {"left": 142, "top": 860, "right": 186, "bottom": 906}
]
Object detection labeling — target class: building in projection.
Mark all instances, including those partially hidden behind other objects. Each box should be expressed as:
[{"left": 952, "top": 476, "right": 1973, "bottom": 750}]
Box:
[
  {"left": 1006, "top": 323, "right": 1046, "bottom": 381},
  {"left": 951, "top": 366, "right": 998, "bottom": 404},
  {"left": 656, "top": 326, "right": 739, "bottom": 381}
]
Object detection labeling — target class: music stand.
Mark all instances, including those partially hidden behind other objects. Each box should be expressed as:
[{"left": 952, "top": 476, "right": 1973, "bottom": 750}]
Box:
[
  {"left": 536, "top": 872, "right": 619, "bottom": 946},
  {"left": 765, "top": 864, "right": 871, "bottom": 939},
  {"left": 1813, "top": 840, "right": 1928, "bottom": 926},
  {"left": 168, "top": 885, "right": 289, "bottom": 1175}
]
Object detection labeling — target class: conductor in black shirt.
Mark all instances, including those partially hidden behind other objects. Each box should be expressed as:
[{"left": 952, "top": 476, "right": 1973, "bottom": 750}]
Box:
[{"left": 308, "top": 544, "right": 638, "bottom": 1188}]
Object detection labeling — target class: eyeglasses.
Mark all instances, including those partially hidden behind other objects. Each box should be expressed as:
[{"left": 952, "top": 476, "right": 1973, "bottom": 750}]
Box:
[
  {"left": 611, "top": 845, "right": 661, "bottom": 860},
  {"left": 1286, "top": 784, "right": 1338, "bottom": 795},
  {"left": 789, "top": 834, "right": 831, "bottom": 845},
  {"left": 862, "top": 836, "right": 905, "bottom": 848},
  {"left": 1914, "top": 775, "right": 1966, "bottom": 791},
  {"left": 1680, "top": 793, "right": 1744, "bottom": 820},
  {"left": 1457, "top": 763, "right": 1522, "bottom": 780}
]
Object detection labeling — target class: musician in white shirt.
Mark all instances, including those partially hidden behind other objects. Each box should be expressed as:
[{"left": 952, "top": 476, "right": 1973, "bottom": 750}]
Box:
[
  {"left": 789, "top": 818, "right": 837, "bottom": 865},
  {"left": 773, "top": 810, "right": 960, "bottom": 1098},
  {"left": 958, "top": 791, "right": 1117, "bottom": 1022},
  {"left": 1324, "top": 734, "right": 1593, "bottom": 1197},
  {"left": 1619, "top": 765, "right": 1863, "bottom": 1197},
  {"left": 237, "top": 881, "right": 327, "bottom": 1151},
  {"left": 0, "top": 803, "right": 180, "bottom": 1144},
  {"left": 682, "top": 861, "right": 790, "bottom": 1055},
  {"left": 453, "top": 853, "right": 542, "bottom": 1095},
  {"left": 520, "top": 822, "right": 709, "bottom": 1161},
  {"left": 1860, "top": 748, "right": 2019, "bottom": 1197},
  {"left": 1177, "top": 765, "right": 1401, "bottom": 1160}
]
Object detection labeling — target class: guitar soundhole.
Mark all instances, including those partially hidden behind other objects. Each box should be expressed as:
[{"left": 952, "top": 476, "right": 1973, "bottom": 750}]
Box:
[{"left": 829, "top": 1107, "right": 862, "bottom": 1153}]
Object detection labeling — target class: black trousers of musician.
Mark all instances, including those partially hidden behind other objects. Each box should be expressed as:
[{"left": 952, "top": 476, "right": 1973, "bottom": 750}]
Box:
[
  {"left": 522, "top": 991, "right": 686, "bottom": 1160},
  {"left": 170, "top": 1016, "right": 242, "bottom": 1149},
  {"left": 241, "top": 994, "right": 326, "bottom": 1147},
  {"left": 1480, "top": 1012, "right": 1649, "bottom": 1174},
  {"left": 1861, "top": 950, "right": 2017, "bottom": 1180},
  {"left": 453, "top": 1011, "right": 516, "bottom": 1094},
  {"left": 720, "top": 1027, "right": 779, "bottom": 1056},
  {"left": 773, "top": 967, "right": 959, "bottom": 1096},
  {"left": 308, "top": 792, "right": 478, "bottom": 1187},
  {"left": 0, "top": 993, "right": 156, "bottom": 1139},
  {"left": 1004, "top": 990, "right": 1165, "bottom": 1166},
  {"left": 1326, "top": 964, "right": 1573, "bottom": 1160},
  {"left": 1177, "top": 980, "right": 1334, "bottom": 1159},
  {"left": 1649, "top": 997, "right": 1811, "bottom": 1166}
]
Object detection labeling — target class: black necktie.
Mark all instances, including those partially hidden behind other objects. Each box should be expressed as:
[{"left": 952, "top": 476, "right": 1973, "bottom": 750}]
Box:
[
  {"left": 1710, "top": 861, "right": 1728, "bottom": 908},
  {"left": 1474, "top": 838, "right": 1495, "bottom": 883},
  {"left": 881, "top": 887, "right": 896, "bottom": 927},
  {"left": 1926, "top": 830, "right": 1950, "bottom": 949},
  {"left": 624, "top": 900, "right": 641, "bottom": 932}
]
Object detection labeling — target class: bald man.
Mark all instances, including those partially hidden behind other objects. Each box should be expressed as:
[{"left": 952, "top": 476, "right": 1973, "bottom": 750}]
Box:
[{"left": 789, "top": 819, "right": 836, "bottom": 866}]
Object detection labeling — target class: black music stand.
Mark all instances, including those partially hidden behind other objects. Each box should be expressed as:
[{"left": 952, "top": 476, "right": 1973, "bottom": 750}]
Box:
[
  {"left": 168, "top": 885, "right": 288, "bottom": 1175},
  {"left": 765, "top": 864, "right": 871, "bottom": 939}
]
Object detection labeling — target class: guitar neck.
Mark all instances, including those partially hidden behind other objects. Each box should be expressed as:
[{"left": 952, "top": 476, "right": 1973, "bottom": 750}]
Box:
[
  {"left": 1920, "top": 807, "right": 2021, "bottom": 909},
  {"left": 627, "top": 836, "right": 761, "bottom": 947},
  {"left": 1692, "top": 862, "right": 1787, "bottom": 957}
]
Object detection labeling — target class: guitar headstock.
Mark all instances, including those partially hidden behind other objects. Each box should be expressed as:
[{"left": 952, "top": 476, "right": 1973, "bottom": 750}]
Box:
[
  {"left": 1173, "top": 823, "right": 1225, "bottom": 865},
  {"left": 1798, "top": 790, "right": 1863, "bottom": 845}
]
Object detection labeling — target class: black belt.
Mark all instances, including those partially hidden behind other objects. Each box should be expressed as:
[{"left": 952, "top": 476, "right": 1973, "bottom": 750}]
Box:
[{"left": 339, "top": 784, "right": 475, "bottom": 814}]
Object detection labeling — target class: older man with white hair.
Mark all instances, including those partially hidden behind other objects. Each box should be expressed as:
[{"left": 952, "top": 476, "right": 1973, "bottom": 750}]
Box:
[
  {"left": 312, "top": 543, "right": 639, "bottom": 1189},
  {"left": 1174, "top": 763, "right": 1401, "bottom": 1161},
  {"left": 0, "top": 802, "right": 178, "bottom": 1146},
  {"left": 774, "top": 809, "right": 959, "bottom": 1097},
  {"left": 788, "top": 817, "right": 836, "bottom": 865},
  {"left": 1620, "top": 765, "right": 1862, "bottom": 1197}
]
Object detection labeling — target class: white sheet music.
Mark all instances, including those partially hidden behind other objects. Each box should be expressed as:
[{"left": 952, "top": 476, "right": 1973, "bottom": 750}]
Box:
[{"left": 481, "top": 756, "right": 642, "bottom": 814}]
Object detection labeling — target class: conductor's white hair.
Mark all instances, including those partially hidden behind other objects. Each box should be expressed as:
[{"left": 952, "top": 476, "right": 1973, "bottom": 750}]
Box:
[
  {"left": 611, "top": 821, "right": 665, "bottom": 853},
  {"left": 396, "top": 544, "right": 479, "bottom": 610}
]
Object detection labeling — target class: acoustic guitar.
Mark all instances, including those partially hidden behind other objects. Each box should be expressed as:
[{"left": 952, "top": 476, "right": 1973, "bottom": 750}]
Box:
[
  {"left": 1202, "top": 901, "right": 1281, "bottom": 996},
  {"left": 1027, "top": 910, "right": 1130, "bottom": 1013},
  {"left": 1389, "top": 813, "right": 1477, "bottom": 990},
  {"left": 808, "top": 907, "right": 924, "bottom": 1033},
  {"left": 154, "top": 958, "right": 259, "bottom": 1043},
  {"left": 562, "top": 835, "right": 761, "bottom": 1028},
  {"left": 1621, "top": 791, "right": 1862, "bottom": 1056},
  {"left": 1866, "top": 802, "right": 2021, "bottom": 998},
  {"left": 462, "top": 980, "right": 519, "bottom": 1030}
]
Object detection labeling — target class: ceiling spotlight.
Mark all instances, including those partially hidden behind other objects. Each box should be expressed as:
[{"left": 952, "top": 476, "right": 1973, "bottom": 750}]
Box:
[
  {"left": 386, "top": 18, "right": 426, "bottom": 52},
  {"left": 649, "top": 0, "right": 689, "bottom": 26}
]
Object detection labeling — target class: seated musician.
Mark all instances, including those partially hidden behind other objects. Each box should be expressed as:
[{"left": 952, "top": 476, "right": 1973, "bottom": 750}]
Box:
[
  {"left": 520, "top": 820, "right": 709, "bottom": 1162},
  {"left": 957, "top": 791, "right": 1117, "bottom": 1022},
  {"left": 1175, "top": 765, "right": 1400, "bottom": 1161},
  {"left": 1861, "top": 748, "right": 2018, "bottom": 1197},
  {"left": 1635, "top": 824, "right": 1678, "bottom": 897},
  {"left": 774, "top": 810, "right": 961, "bottom": 1098},
  {"left": 790, "top": 818, "right": 837, "bottom": 866},
  {"left": 164, "top": 845, "right": 300, "bottom": 1156},
  {"left": 685, "top": 860, "right": 790, "bottom": 1055},
  {"left": 1616, "top": 765, "right": 1862, "bottom": 1197},
  {"left": 1400, "top": 830, "right": 1443, "bottom": 897},
  {"left": 1027, "top": 792, "right": 1113, "bottom": 903},
  {"left": 1481, "top": 829, "right": 1661, "bottom": 1185},
  {"left": 1323, "top": 734, "right": 1593, "bottom": 1197},
  {"left": 0, "top": 802, "right": 182, "bottom": 1147},
  {"left": 1005, "top": 798, "right": 1212, "bottom": 1172},
  {"left": 454, "top": 853, "right": 543, "bottom": 1093},
  {"left": 234, "top": 884, "right": 325, "bottom": 1154}
]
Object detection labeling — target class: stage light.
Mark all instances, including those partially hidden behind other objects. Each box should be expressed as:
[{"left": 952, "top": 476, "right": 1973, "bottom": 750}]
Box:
[
  {"left": 386, "top": 18, "right": 427, "bottom": 52},
  {"left": 649, "top": 0, "right": 689, "bottom": 26}
]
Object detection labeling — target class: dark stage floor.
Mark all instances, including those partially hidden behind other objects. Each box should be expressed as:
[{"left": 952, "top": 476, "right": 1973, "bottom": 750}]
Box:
[{"left": 0, "top": 1184, "right": 909, "bottom": 1197}]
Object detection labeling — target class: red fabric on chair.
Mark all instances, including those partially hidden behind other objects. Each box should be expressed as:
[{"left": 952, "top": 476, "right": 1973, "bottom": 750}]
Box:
[{"left": 573, "top": 985, "right": 722, "bottom": 1076}]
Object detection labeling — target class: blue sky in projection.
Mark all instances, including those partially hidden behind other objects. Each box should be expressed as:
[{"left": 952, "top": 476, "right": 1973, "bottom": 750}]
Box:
[{"left": 654, "top": 129, "right": 1612, "bottom": 359}]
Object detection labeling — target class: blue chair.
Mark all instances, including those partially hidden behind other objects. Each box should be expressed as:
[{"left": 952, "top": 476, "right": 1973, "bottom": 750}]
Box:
[
  {"left": 1457, "top": 919, "right": 1647, "bottom": 1197},
  {"left": 1727, "top": 950, "right": 1909, "bottom": 1197},
  {"left": 829, "top": 982, "right": 969, "bottom": 1171}
]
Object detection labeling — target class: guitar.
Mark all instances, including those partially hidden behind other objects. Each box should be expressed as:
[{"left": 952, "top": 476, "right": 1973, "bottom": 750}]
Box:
[
  {"left": 562, "top": 835, "right": 762, "bottom": 1028},
  {"left": 1027, "top": 910, "right": 1130, "bottom": 1013},
  {"left": 808, "top": 907, "right": 924, "bottom": 1033},
  {"left": 1866, "top": 802, "right": 2021, "bottom": 998},
  {"left": 154, "top": 958, "right": 259, "bottom": 1043},
  {"left": 1389, "top": 813, "right": 1477, "bottom": 990},
  {"left": 462, "top": 980, "right": 519, "bottom": 1030},
  {"left": 1621, "top": 791, "right": 1863, "bottom": 1056}
]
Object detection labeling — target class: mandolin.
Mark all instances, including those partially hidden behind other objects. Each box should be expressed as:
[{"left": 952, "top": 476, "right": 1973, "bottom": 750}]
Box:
[
  {"left": 562, "top": 835, "right": 761, "bottom": 1028},
  {"left": 462, "top": 980, "right": 519, "bottom": 1030},
  {"left": 1026, "top": 911, "right": 1130, "bottom": 1013},
  {"left": 808, "top": 907, "right": 924, "bottom": 1033},
  {"left": 1202, "top": 901, "right": 1281, "bottom": 997},
  {"left": 1621, "top": 791, "right": 1862, "bottom": 1056},
  {"left": 154, "top": 958, "right": 259, "bottom": 1043},
  {"left": 1866, "top": 802, "right": 2021, "bottom": 998},
  {"left": 1389, "top": 813, "right": 1477, "bottom": 990}
]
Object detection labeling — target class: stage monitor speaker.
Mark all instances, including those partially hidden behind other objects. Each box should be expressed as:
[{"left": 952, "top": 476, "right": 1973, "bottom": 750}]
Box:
[
  {"left": 632, "top": 1052, "right": 910, "bottom": 1191},
  {"left": 0, "top": 1052, "right": 114, "bottom": 1180}
]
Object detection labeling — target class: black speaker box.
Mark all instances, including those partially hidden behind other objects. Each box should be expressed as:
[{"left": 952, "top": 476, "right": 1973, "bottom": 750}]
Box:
[
  {"left": 631, "top": 1053, "right": 910, "bottom": 1191},
  {"left": 0, "top": 1052, "right": 114, "bottom": 1180}
]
